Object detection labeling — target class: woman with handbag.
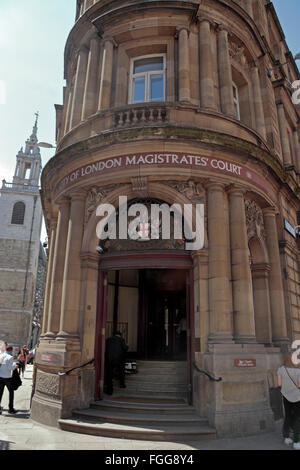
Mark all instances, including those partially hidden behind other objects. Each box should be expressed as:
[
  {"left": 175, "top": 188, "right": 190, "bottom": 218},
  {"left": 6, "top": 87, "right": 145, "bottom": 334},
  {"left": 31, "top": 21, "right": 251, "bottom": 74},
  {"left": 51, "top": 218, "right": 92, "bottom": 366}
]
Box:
[{"left": 278, "top": 353, "right": 300, "bottom": 449}]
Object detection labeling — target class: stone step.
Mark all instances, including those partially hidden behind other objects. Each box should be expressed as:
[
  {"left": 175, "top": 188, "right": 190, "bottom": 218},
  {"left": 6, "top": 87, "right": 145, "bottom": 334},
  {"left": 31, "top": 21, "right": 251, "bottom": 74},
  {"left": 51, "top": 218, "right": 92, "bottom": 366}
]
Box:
[
  {"left": 136, "top": 361, "right": 187, "bottom": 370},
  {"left": 58, "top": 418, "right": 217, "bottom": 441},
  {"left": 125, "top": 382, "right": 187, "bottom": 392},
  {"left": 126, "top": 373, "right": 187, "bottom": 382},
  {"left": 72, "top": 408, "right": 208, "bottom": 427},
  {"left": 110, "top": 388, "right": 187, "bottom": 398},
  {"left": 91, "top": 399, "right": 193, "bottom": 415}
]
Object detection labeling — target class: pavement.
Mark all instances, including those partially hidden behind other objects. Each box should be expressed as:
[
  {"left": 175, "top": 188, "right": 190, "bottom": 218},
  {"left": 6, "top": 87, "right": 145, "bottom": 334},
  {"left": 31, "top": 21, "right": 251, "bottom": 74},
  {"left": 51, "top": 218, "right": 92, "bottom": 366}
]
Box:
[{"left": 0, "top": 365, "right": 294, "bottom": 451}]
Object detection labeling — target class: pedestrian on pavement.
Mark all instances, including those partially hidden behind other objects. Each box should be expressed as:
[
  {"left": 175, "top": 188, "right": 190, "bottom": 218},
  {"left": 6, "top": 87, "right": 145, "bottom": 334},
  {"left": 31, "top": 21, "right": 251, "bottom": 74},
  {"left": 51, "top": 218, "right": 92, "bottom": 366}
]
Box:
[
  {"left": 104, "top": 331, "right": 128, "bottom": 395},
  {"left": 17, "top": 348, "right": 27, "bottom": 378},
  {"left": 0, "top": 345, "right": 18, "bottom": 414},
  {"left": 278, "top": 352, "right": 300, "bottom": 450}
]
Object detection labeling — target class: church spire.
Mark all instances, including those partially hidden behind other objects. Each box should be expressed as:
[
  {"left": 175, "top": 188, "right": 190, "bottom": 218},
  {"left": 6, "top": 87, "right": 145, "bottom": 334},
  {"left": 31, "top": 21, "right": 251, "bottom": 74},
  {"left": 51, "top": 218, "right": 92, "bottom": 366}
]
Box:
[{"left": 12, "top": 113, "right": 42, "bottom": 186}]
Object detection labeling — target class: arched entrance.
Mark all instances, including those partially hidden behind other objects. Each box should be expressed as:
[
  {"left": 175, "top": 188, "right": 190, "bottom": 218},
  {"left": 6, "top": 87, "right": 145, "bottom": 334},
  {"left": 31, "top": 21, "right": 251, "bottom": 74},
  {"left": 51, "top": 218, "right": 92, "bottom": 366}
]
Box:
[{"left": 94, "top": 250, "right": 194, "bottom": 401}]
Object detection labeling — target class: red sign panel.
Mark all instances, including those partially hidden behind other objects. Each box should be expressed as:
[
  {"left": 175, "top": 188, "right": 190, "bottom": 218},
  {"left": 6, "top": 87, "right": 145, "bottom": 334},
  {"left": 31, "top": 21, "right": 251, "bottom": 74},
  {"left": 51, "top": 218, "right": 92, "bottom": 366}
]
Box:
[
  {"left": 40, "top": 353, "right": 53, "bottom": 363},
  {"left": 234, "top": 359, "right": 256, "bottom": 368}
]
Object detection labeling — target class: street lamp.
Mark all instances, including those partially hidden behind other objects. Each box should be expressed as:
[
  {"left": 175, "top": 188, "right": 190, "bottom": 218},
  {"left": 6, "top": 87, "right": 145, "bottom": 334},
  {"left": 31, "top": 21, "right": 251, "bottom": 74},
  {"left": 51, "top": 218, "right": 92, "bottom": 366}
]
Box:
[{"left": 38, "top": 142, "right": 56, "bottom": 149}]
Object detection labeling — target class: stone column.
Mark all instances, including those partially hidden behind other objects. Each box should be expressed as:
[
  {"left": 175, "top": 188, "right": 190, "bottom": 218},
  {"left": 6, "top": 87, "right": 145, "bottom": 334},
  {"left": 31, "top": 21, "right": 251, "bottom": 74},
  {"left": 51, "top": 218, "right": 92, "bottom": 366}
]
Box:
[
  {"left": 293, "top": 130, "right": 300, "bottom": 173},
  {"left": 217, "top": 27, "right": 235, "bottom": 117},
  {"left": 263, "top": 207, "right": 289, "bottom": 345},
  {"left": 40, "top": 220, "right": 57, "bottom": 336},
  {"left": 277, "top": 103, "right": 292, "bottom": 166},
  {"left": 57, "top": 191, "right": 86, "bottom": 341},
  {"left": 207, "top": 182, "right": 233, "bottom": 342},
  {"left": 98, "top": 39, "right": 115, "bottom": 111},
  {"left": 45, "top": 198, "right": 70, "bottom": 338},
  {"left": 177, "top": 28, "right": 191, "bottom": 102},
  {"left": 69, "top": 46, "right": 89, "bottom": 129},
  {"left": 251, "top": 65, "right": 267, "bottom": 140},
  {"left": 63, "top": 88, "right": 73, "bottom": 136},
  {"left": 199, "top": 19, "right": 216, "bottom": 110},
  {"left": 82, "top": 36, "right": 100, "bottom": 120},
  {"left": 251, "top": 263, "right": 272, "bottom": 344},
  {"left": 228, "top": 187, "right": 256, "bottom": 343}
]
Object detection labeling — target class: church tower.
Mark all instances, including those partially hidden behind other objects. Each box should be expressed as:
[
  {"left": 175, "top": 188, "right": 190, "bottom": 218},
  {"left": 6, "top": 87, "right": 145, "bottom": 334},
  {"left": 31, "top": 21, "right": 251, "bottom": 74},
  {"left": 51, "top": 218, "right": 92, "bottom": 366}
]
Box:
[{"left": 0, "top": 114, "right": 43, "bottom": 348}]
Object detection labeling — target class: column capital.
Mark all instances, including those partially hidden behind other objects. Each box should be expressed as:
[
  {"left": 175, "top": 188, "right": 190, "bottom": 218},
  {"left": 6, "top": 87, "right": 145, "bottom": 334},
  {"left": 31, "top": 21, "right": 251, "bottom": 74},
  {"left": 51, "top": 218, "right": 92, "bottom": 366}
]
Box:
[
  {"left": 216, "top": 24, "right": 231, "bottom": 35},
  {"left": 69, "top": 188, "right": 88, "bottom": 202},
  {"left": 226, "top": 184, "right": 247, "bottom": 196},
  {"left": 197, "top": 17, "right": 216, "bottom": 28},
  {"left": 262, "top": 206, "right": 277, "bottom": 217},
  {"left": 175, "top": 26, "right": 190, "bottom": 38},
  {"left": 56, "top": 196, "right": 70, "bottom": 207},
  {"left": 204, "top": 180, "right": 226, "bottom": 191},
  {"left": 102, "top": 36, "right": 118, "bottom": 48}
]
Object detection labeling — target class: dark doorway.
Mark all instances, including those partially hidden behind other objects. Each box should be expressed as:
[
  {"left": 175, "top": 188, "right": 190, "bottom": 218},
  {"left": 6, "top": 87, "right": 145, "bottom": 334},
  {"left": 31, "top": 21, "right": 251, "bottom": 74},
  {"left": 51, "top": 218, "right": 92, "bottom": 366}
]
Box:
[{"left": 138, "top": 269, "right": 187, "bottom": 360}]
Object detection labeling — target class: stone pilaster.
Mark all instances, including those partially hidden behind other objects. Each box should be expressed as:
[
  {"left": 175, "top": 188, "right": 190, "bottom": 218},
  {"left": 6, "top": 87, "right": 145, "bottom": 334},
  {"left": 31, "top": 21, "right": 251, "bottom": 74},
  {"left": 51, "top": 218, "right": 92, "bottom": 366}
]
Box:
[
  {"left": 45, "top": 198, "right": 70, "bottom": 338},
  {"left": 228, "top": 187, "right": 256, "bottom": 343},
  {"left": 199, "top": 19, "right": 216, "bottom": 110},
  {"left": 98, "top": 38, "right": 115, "bottom": 111},
  {"left": 293, "top": 130, "right": 300, "bottom": 173},
  {"left": 207, "top": 182, "right": 233, "bottom": 343},
  {"left": 217, "top": 27, "right": 235, "bottom": 117},
  {"left": 177, "top": 28, "right": 191, "bottom": 102},
  {"left": 40, "top": 219, "right": 57, "bottom": 337},
  {"left": 277, "top": 103, "right": 292, "bottom": 166},
  {"left": 57, "top": 191, "right": 86, "bottom": 341},
  {"left": 251, "top": 263, "right": 272, "bottom": 344},
  {"left": 82, "top": 36, "right": 100, "bottom": 120},
  {"left": 251, "top": 65, "right": 267, "bottom": 140},
  {"left": 262, "top": 207, "right": 289, "bottom": 346},
  {"left": 70, "top": 46, "right": 89, "bottom": 128}
]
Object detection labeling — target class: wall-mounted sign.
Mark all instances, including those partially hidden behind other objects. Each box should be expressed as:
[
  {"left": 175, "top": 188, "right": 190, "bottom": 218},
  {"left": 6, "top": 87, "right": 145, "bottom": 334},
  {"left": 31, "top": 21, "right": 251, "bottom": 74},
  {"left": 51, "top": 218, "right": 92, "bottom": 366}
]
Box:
[
  {"left": 284, "top": 219, "right": 296, "bottom": 238},
  {"left": 40, "top": 353, "right": 53, "bottom": 363},
  {"left": 234, "top": 359, "right": 256, "bottom": 368},
  {"left": 54, "top": 152, "right": 276, "bottom": 201}
]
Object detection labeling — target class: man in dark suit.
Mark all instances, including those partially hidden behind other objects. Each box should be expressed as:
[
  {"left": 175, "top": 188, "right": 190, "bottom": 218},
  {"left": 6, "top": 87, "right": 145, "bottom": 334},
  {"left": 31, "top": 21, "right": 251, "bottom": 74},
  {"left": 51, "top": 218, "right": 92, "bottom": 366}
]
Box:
[{"left": 104, "top": 331, "right": 128, "bottom": 395}]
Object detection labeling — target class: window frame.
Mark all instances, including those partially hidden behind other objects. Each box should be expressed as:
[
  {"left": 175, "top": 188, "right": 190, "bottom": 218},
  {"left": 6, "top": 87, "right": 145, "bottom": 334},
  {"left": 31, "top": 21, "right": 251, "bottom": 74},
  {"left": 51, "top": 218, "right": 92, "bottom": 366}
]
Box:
[
  {"left": 232, "top": 82, "right": 241, "bottom": 121},
  {"left": 11, "top": 201, "right": 26, "bottom": 225},
  {"left": 129, "top": 54, "right": 166, "bottom": 105}
]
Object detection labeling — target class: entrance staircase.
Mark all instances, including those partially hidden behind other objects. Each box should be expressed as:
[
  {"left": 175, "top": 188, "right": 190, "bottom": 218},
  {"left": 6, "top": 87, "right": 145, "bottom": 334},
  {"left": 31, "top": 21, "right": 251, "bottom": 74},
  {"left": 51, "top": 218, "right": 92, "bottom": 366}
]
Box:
[{"left": 58, "top": 361, "right": 216, "bottom": 441}]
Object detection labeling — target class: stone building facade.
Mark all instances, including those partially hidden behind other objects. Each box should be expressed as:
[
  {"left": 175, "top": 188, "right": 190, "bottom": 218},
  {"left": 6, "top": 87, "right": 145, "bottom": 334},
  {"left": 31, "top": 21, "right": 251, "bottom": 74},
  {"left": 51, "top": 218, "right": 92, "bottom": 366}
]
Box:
[
  {"left": 0, "top": 116, "right": 43, "bottom": 348},
  {"left": 32, "top": 0, "right": 300, "bottom": 437}
]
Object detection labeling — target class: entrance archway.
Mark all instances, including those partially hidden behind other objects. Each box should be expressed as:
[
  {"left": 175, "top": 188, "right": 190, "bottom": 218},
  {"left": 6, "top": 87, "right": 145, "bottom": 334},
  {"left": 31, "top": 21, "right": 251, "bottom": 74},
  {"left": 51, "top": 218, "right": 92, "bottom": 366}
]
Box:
[{"left": 94, "top": 251, "right": 194, "bottom": 401}]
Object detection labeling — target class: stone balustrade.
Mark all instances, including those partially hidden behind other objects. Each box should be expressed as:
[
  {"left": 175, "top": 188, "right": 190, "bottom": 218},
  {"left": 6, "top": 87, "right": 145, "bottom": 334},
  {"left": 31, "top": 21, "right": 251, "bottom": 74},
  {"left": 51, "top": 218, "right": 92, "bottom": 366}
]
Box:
[{"left": 114, "top": 105, "right": 168, "bottom": 128}]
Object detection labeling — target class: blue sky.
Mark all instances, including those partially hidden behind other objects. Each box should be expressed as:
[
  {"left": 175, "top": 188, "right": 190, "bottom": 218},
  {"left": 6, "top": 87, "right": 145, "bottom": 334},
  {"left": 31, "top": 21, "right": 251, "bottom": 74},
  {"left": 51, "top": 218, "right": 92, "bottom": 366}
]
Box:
[{"left": 0, "top": 1, "right": 299, "bottom": 240}]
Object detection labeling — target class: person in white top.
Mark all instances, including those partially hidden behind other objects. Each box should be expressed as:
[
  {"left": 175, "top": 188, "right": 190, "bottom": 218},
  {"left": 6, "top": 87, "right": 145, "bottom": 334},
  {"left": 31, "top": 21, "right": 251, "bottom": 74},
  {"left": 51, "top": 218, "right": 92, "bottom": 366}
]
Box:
[
  {"left": 278, "top": 353, "right": 300, "bottom": 450},
  {"left": 0, "top": 345, "right": 18, "bottom": 414}
]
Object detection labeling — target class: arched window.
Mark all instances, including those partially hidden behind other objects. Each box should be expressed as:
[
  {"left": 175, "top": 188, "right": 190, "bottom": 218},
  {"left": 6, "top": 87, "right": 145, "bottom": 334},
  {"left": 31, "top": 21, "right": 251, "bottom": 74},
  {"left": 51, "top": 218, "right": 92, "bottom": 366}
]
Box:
[{"left": 11, "top": 201, "right": 25, "bottom": 225}]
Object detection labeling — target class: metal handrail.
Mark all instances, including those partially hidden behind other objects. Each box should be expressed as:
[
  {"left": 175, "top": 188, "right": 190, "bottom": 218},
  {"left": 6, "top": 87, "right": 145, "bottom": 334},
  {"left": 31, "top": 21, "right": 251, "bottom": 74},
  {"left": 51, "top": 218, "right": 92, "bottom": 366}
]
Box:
[
  {"left": 58, "top": 358, "right": 95, "bottom": 376},
  {"left": 192, "top": 361, "right": 222, "bottom": 382}
]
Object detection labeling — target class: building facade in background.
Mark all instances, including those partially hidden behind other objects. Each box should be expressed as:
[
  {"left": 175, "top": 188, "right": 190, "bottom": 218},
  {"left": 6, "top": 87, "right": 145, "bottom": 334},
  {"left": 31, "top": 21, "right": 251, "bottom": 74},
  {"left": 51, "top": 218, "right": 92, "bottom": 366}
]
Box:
[
  {"left": 0, "top": 116, "right": 43, "bottom": 349},
  {"left": 33, "top": 0, "right": 300, "bottom": 438}
]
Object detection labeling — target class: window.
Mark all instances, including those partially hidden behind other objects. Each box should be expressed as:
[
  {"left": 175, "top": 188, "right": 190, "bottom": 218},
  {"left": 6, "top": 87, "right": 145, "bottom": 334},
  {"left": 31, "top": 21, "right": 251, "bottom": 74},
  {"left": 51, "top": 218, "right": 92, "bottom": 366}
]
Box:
[
  {"left": 232, "top": 83, "right": 240, "bottom": 120},
  {"left": 11, "top": 202, "right": 25, "bottom": 225},
  {"left": 129, "top": 55, "right": 166, "bottom": 104}
]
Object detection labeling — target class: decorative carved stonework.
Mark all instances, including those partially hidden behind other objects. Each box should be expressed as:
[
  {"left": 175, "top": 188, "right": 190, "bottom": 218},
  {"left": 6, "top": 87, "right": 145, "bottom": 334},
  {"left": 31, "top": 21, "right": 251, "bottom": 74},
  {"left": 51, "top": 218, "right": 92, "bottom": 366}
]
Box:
[
  {"left": 131, "top": 176, "right": 148, "bottom": 196},
  {"left": 165, "top": 180, "right": 205, "bottom": 202},
  {"left": 245, "top": 199, "right": 266, "bottom": 240},
  {"left": 229, "top": 42, "right": 246, "bottom": 66},
  {"left": 85, "top": 184, "right": 121, "bottom": 225},
  {"left": 36, "top": 370, "right": 60, "bottom": 398}
]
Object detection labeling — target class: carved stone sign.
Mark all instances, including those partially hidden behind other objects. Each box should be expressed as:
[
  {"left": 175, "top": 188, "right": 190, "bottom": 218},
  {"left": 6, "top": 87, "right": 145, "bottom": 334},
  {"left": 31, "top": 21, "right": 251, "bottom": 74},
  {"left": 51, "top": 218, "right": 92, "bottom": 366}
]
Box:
[{"left": 36, "top": 370, "right": 60, "bottom": 397}]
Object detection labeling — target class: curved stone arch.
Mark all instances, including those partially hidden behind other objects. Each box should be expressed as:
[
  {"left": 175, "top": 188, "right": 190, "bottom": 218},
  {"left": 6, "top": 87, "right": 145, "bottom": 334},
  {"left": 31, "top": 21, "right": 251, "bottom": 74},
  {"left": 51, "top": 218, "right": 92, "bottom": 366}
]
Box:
[
  {"left": 248, "top": 234, "right": 269, "bottom": 265},
  {"left": 82, "top": 181, "right": 204, "bottom": 254}
]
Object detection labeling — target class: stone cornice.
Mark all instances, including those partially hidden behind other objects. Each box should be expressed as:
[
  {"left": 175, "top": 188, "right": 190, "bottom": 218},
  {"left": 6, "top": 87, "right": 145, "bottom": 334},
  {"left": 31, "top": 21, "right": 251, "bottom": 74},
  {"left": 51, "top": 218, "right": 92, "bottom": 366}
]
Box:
[{"left": 42, "top": 123, "right": 299, "bottom": 202}]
